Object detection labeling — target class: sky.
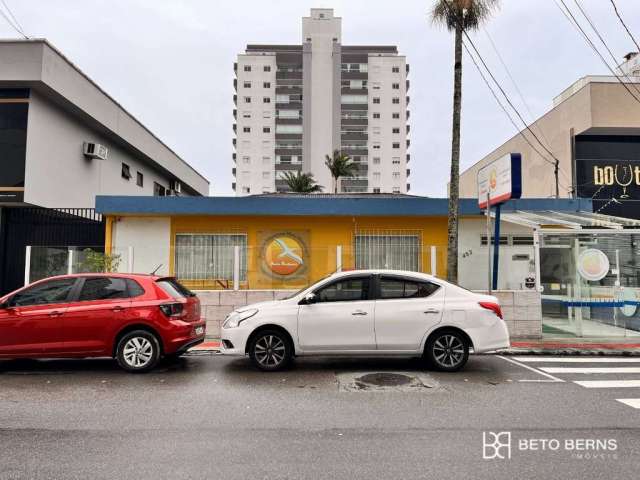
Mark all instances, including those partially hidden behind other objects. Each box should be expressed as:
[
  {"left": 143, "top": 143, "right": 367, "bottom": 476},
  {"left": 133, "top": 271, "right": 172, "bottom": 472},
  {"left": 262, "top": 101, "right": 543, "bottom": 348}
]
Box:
[{"left": 3, "top": 0, "right": 640, "bottom": 197}]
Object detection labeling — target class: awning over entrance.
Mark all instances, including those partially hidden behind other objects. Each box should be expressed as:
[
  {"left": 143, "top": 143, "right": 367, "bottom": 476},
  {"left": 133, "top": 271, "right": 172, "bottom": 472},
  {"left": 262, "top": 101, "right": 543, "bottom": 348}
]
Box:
[{"left": 494, "top": 210, "right": 640, "bottom": 230}]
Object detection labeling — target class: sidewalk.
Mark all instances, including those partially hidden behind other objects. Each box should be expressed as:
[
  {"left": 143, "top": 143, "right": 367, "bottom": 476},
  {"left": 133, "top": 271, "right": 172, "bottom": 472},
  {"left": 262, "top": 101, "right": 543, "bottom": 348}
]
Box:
[
  {"left": 187, "top": 339, "right": 640, "bottom": 356},
  {"left": 503, "top": 339, "right": 640, "bottom": 356}
]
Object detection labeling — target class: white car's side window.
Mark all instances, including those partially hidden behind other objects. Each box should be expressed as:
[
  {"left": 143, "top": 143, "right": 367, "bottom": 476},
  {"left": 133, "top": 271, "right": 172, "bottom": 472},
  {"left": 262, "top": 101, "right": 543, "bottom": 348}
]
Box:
[
  {"left": 315, "top": 277, "right": 369, "bottom": 303},
  {"left": 378, "top": 277, "right": 440, "bottom": 300}
]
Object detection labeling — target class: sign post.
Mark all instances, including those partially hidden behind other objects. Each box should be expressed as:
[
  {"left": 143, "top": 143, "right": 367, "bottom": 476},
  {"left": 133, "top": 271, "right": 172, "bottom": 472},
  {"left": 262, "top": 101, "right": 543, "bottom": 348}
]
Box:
[{"left": 477, "top": 153, "right": 522, "bottom": 292}]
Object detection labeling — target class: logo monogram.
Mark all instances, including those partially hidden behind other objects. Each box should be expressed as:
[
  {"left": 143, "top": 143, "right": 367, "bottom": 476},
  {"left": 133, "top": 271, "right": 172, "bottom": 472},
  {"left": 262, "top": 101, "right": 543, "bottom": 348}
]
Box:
[{"left": 482, "top": 431, "right": 511, "bottom": 460}]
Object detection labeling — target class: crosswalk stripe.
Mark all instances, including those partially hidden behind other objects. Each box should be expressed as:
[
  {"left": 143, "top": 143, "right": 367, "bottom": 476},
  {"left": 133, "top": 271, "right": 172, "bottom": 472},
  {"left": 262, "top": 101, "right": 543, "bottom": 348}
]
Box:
[
  {"left": 574, "top": 380, "right": 640, "bottom": 388},
  {"left": 512, "top": 357, "right": 640, "bottom": 363},
  {"left": 541, "top": 367, "right": 640, "bottom": 374},
  {"left": 617, "top": 399, "right": 640, "bottom": 409}
]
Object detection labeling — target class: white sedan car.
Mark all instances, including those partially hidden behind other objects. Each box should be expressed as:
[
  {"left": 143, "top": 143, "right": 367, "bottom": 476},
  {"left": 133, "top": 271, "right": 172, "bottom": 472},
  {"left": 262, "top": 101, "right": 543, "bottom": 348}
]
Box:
[{"left": 220, "top": 270, "right": 510, "bottom": 372}]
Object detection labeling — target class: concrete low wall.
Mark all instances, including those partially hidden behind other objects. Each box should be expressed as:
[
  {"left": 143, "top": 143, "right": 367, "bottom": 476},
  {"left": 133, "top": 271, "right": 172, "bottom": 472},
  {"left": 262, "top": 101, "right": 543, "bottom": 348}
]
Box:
[
  {"left": 197, "top": 289, "right": 543, "bottom": 341},
  {"left": 476, "top": 290, "right": 543, "bottom": 339},
  {"left": 197, "top": 290, "right": 295, "bottom": 339}
]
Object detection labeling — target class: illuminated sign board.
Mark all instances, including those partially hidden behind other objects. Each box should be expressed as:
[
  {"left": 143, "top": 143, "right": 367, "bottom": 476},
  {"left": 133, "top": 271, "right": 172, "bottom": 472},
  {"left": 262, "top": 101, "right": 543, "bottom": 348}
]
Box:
[{"left": 477, "top": 153, "right": 522, "bottom": 209}]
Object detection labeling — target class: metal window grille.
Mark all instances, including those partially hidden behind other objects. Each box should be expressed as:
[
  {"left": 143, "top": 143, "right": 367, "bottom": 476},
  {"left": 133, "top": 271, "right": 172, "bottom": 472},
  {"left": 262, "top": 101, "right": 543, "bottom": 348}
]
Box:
[
  {"left": 354, "top": 231, "right": 421, "bottom": 271},
  {"left": 174, "top": 234, "right": 247, "bottom": 282}
]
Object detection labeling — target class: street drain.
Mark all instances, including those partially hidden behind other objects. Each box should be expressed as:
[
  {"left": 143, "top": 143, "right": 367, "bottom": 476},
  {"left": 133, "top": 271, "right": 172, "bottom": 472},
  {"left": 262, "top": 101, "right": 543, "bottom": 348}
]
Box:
[
  {"left": 356, "top": 373, "right": 413, "bottom": 387},
  {"left": 337, "top": 371, "right": 441, "bottom": 392}
]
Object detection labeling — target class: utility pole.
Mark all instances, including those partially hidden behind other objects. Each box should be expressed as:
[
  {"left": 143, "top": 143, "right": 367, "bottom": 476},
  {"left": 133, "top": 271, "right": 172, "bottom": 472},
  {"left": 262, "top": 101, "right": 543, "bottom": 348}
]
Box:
[{"left": 554, "top": 159, "right": 560, "bottom": 198}]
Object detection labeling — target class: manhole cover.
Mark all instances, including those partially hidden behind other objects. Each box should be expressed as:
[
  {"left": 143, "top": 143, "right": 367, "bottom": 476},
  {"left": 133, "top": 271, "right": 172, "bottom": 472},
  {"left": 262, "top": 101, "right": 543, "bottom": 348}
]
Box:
[
  {"left": 336, "top": 371, "right": 441, "bottom": 392},
  {"left": 357, "top": 372, "right": 413, "bottom": 387}
]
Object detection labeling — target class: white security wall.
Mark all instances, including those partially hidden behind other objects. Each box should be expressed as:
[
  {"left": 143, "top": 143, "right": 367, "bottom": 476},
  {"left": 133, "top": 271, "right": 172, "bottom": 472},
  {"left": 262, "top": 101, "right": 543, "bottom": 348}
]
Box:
[
  {"left": 111, "top": 217, "right": 171, "bottom": 276},
  {"left": 235, "top": 53, "right": 277, "bottom": 195},
  {"left": 24, "top": 91, "right": 183, "bottom": 208},
  {"left": 459, "top": 218, "right": 537, "bottom": 291},
  {"left": 367, "top": 54, "right": 408, "bottom": 193}
]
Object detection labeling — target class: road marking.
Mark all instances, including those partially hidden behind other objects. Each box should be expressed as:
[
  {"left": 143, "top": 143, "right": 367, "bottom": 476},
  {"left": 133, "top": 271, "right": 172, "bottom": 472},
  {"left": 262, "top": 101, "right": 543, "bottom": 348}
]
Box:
[
  {"left": 574, "top": 380, "right": 640, "bottom": 388},
  {"left": 497, "top": 355, "right": 564, "bottom": 383},
  {"left": 540, "top": 367, "right": 640, "bottom": 374},
  {"left": 617, "top": 399, "right": 640, "bottom": 409},
  {"left": 512, "top": 357, "right": 640, "bottom": 363}
]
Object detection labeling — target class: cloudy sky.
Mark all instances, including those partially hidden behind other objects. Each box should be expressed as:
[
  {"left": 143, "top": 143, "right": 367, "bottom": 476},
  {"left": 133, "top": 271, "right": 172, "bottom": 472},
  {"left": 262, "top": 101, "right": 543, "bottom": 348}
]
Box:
[{"left": 3, "top": 0, "right": 640, "bottom": 196}]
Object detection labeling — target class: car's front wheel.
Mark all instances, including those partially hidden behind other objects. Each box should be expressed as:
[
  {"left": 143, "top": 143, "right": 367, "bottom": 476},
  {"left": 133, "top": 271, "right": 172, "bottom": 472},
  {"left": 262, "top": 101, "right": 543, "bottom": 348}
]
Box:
[
  {"left": 116, "top": 330, "right": 161, "bottom": 373},
  {"left": 425, "top": 330, "right": 469, "bottom": 372},
  {"left": 248, "top": 330, "right": 292, "bottom": 372}
]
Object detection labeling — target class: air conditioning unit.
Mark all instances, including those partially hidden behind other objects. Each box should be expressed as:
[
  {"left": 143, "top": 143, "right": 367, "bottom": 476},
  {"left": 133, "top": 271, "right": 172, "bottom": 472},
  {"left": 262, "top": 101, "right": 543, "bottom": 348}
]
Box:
[
  {"left": 169, "top": 180, "right": 182, "bottom": 194},
  {"left": 83, "top": 142, "right": 108, "bottom": 160}
]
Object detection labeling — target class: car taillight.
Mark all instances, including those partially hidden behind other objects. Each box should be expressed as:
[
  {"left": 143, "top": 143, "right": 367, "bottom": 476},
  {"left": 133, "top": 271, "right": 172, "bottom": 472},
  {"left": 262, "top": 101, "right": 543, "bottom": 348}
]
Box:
[
  {"left": 159, "top": 303, "right": 184, "bottom": 317},
  {"left": 479, "top": 301, "right": 503, "bottom": 319}
]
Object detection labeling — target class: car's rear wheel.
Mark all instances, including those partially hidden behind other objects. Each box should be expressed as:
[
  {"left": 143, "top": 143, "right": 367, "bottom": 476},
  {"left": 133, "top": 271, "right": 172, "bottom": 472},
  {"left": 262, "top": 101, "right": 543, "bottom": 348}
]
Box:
[
  {"left": 116, "top": 330, "right": 161, "bottom": 373},
  {"left": 248, "top": 330, "right": 292, "bottom": 372},
  {"left": 425, "top": 330, "right": 469, "bottom": 372}
]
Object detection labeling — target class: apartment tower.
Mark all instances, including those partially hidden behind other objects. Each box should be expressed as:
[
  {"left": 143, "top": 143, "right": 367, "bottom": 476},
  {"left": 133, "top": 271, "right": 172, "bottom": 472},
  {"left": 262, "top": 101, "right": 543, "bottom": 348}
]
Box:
[{"left": 232, "top": 8, "right": 410, "bottom": 195}]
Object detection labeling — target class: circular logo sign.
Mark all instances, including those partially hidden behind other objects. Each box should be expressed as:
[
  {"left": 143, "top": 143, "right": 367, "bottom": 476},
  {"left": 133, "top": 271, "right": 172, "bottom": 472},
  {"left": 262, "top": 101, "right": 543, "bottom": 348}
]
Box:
[
  {"left": 577, "top": 249, "right": 610, "bottom": 282},
  {"left": 263, "top": 234, "right": 305, "bottom": 276}
]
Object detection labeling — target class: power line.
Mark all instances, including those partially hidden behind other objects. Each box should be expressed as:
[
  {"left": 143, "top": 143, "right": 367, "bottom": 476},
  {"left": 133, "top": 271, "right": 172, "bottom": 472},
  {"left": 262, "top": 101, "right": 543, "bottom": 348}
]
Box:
[
  {"left": 0, "top": 0, "right": 26, "bottom": 39},
  {"left": 462, "top": 40, "right": 558, "bottom": 167},
  {"left": 609, "top": 0, "right": 640, "bottom": 53},
  {"left": 0, "top": 0, "right": 25, "bottom": 36},
  {"left": 556, "top": 0, "right": 640, "bottom": 105},
  {"left": 573, "top": 0, "right": 640, "bottom": 98},
  {"left": 483, "top": 26, "right": 552, "bottom": 147},
  {"left": 437, "top": 0, "right": 569, "bottom": 197}
]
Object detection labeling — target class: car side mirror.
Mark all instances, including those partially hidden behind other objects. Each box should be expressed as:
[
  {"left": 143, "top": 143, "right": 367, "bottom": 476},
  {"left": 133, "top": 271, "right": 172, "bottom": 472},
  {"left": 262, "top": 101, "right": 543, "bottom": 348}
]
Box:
[{"left": 301, "top": 293, "right": 317, "bottom": 305}]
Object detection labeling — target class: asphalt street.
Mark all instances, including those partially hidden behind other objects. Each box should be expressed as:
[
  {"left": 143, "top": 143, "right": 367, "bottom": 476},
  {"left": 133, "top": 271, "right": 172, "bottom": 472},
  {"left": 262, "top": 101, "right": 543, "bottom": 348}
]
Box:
[{"left": 1, "top": 353, "right": 639, "bottom": 480}]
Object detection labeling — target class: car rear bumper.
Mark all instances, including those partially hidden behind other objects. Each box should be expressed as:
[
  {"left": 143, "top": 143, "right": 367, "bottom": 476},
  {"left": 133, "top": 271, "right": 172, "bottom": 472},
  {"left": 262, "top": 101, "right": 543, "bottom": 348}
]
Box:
[
  {"left": 470, "top": 319, "right": 511, "bottom": 353},
  {"left": 165, "top": 320, "right": 206, "bottom": 354}
]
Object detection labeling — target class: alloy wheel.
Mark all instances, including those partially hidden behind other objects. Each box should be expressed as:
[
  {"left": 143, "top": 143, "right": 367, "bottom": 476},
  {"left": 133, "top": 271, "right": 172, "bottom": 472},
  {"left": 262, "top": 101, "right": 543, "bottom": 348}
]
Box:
[
  {"left": 254, "top": 334, "right": 286, "bottom": 368},
  {"left": 432, "top": 334, "right": 465, "bottom": 368},
  {"left": 123, "top": 337, "right": 154, "bottom": 368}
]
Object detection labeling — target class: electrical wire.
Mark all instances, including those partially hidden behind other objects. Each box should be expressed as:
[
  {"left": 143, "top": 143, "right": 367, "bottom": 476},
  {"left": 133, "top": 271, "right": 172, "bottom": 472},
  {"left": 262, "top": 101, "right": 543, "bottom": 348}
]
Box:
[
  {"left": 438, "top": 1, "right": 563, "bottom": 171},
  {"left": 483, "top": 26, "right": 552, "bottom": 148},
  {"left": 556, "top": 0, "right": 640, "bottom": 105},
  {"left": 0, "top": 0, "right": 25, "bottom": 36},
  {"left": 609, "top": 0, "right": 640, "bottom": 53},
  {"left": 573, "top": 0, "right": 640, "bottom": 98},
  {"left": 462, "top": 40, "right": 557, "bottom": 166},
  {"left": 0, "top": 0, "right": 26, "bottom": 39}
]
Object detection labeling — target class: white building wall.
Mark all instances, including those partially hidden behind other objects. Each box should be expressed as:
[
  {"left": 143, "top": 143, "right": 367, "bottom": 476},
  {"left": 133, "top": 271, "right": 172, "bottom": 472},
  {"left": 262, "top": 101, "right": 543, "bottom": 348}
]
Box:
[
  {"left": 111, "top": 217, "right": 171, "bottom": 276},
  {"left": 234, "top": 53, "right": 277, "bottom": 195},
  {"left": 459, "top": 218, "right": 537, "bottom": 291},
  {"left": 367, "top": 55, "right": 408, "bottom": 193},
  {"left": 24, "top": 90, "right": 183, "bottom": 208},
  {"left": 303, "top": 9, "right": 341, "bottom": 190}
]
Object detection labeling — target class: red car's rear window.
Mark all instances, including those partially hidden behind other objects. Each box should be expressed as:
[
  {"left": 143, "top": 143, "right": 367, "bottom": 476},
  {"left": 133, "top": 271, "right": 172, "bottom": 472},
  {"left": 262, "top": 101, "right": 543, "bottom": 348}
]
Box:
[{"left": 156, "top": 278, "right": 196, "bottom": 298}]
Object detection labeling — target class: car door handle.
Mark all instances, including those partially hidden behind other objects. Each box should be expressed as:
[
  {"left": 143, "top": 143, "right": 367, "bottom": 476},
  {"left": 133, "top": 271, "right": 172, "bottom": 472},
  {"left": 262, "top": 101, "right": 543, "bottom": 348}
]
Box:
[
  {"left": 112, "top": 306, "right": 126, "bottom": 312},
  {"left": 48, "top": 310, "right": 64, "bottom": 317},
  {"left": 424, "top": 308, "right": 440, "bottom": 314},
  {"left": 352, "top": 310, "right": 368, "bottom": 316}
]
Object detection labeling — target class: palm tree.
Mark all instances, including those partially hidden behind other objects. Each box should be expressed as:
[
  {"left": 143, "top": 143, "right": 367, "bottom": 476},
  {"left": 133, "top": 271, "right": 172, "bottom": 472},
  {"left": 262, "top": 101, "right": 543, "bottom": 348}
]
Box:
[
  {"left": 325, "top": 150, "right": 357, "bottom": 194},
  {"left": 281, "top": 170, "right": 323, "bottom": 193},
  {"left": 432, "top": 0, "right": 499, "bottom": 284}
]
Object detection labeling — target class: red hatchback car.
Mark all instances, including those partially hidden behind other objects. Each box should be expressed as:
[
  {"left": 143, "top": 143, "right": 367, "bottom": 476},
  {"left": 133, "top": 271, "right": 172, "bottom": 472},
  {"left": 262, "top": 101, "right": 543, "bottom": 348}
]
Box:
[{"left": 0, "top": 274, "right": 205, "bottom": 372}]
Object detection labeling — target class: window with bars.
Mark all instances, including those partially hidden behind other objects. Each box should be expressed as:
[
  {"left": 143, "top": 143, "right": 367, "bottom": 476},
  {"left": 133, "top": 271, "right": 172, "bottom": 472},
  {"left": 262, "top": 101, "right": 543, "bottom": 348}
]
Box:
[
  {"left": 174, "top": 234, "right": 247, "bottom": 282},
  {"left": 355, "top": 232, "right": 421, "bottom": 271}
]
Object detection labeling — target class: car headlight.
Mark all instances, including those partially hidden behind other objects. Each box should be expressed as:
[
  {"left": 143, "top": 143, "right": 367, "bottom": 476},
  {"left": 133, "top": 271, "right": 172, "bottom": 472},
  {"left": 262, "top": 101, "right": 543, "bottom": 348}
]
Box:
[{"left": 223, "top": 308, "right": 258, "bottom": 328}]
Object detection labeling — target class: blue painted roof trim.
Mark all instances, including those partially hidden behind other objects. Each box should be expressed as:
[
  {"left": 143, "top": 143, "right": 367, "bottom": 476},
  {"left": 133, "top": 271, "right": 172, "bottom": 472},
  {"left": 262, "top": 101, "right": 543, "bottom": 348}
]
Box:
[{"left": 95, "top": 195, "right": 593, "bottom": 217}]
